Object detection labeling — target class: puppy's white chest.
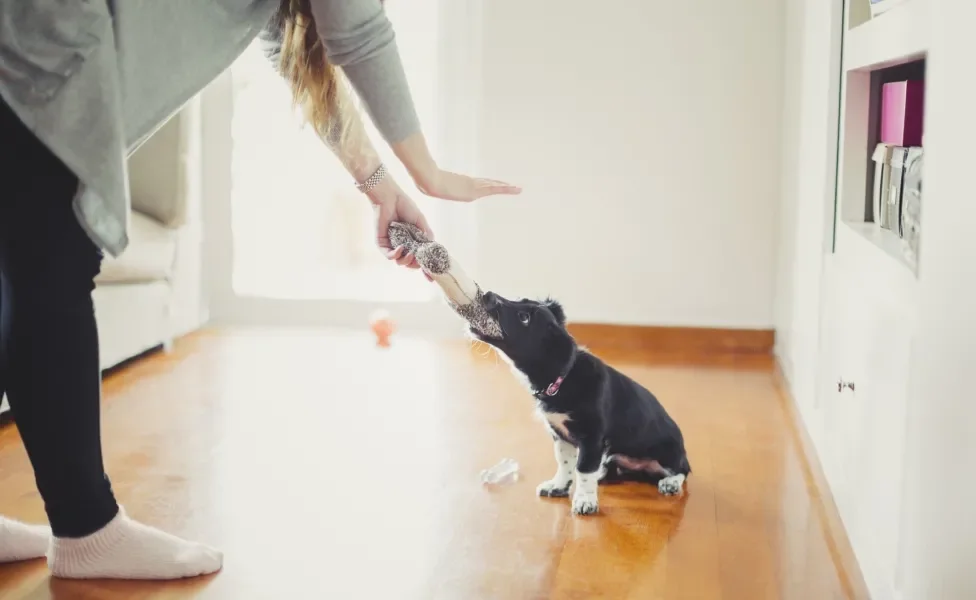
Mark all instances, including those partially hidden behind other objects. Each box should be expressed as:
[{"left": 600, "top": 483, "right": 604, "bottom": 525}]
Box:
[{"left": 540, "top": 410, "right": 573, "bottom": 442}]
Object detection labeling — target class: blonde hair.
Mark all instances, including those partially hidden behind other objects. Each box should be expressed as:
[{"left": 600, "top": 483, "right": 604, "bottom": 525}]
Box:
[{"left": 274, "top": 0, "right": 351, "bottom": 147}]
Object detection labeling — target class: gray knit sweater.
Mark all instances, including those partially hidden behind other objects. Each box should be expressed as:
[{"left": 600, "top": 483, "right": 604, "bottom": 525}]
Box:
[{"left": 0, "top": 0, "right": 420, "bottom": 257}]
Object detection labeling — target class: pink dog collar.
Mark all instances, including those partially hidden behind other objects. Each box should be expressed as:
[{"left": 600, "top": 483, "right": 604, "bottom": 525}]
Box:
[{"left": 545, "top": 377, "right": 564, "bottom": 397}]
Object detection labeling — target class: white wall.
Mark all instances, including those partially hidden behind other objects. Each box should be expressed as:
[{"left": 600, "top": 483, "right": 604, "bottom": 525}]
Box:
[
  {"left": 776, "top": 0, "right": 976, "bottom": 596},
  {"left": 773, "top": 0, "right": 839, "bottom": 415},
  {"left": 471, "top": 0, "right": 785, "bottom": 328},
  {"left": 899, "top": 0, "right": 976, "bottom": 595},
  {"left": 774, "top": 0, "right": 913, "bottom": 594}
]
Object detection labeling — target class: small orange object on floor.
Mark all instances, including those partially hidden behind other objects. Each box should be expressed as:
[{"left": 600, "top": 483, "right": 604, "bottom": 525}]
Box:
[{"left": 369, "top": 309, "right": 396, "bottom": 347}]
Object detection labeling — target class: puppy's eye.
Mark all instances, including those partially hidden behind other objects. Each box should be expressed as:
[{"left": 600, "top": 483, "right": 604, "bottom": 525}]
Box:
[{"left": 518, "top": 311, "right": 531, "bottom": 325}]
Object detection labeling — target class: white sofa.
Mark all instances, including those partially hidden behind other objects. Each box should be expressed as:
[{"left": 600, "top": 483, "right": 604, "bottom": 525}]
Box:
[
  {"left": 1, "top": 98, "right": 207, "bottom": 417},
  {"left": 94, "top": 98, "right": 209, "bottom": 370}
]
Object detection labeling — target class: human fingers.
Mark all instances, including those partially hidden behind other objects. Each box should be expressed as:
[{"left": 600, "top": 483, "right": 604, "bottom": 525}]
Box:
[
  {"left": 474, "top": 178, "right": 522, "bottom": 197},
  {"left": 395, "top": 250, "right": 415, "bottom": 267},
  {"left": 413, "top": 212, "right": 434, "bottom": 240},
  {"left": 387, "top": 246, "right": 417, "bottom": 269}
]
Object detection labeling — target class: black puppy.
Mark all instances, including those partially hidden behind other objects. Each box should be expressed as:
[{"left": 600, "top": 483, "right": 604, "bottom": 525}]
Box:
[{"left": 472, "top": 291, "right": 691, "bottom": 516}]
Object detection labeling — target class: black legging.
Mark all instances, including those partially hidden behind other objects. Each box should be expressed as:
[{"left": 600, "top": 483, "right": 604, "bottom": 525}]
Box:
[{"left": 0, "top": 99, "right": 120, "bottom": 538}]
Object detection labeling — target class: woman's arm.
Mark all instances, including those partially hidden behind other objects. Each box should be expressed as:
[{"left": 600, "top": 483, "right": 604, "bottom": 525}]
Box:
[
  {"left": 306, "top": 0, "right": 520, "bottom": 202},
  {"left": 308, "top": 0, "right": 437, "bottom": 186},
  {"left": 317, "top": 86, "right": 384, "bottom": 186},
  {"left": 307, "top": 71, "right": 437, "bottom": 271}
]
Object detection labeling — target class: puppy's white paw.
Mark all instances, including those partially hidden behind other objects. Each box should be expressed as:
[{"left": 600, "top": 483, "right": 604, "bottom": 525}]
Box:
[
  {"left": 571, "top": 492, "right": 599, "bottom": 516},
  {"left": 572, "top": 470, "right": 601, "bottom": 515},
  {"left": 658, "top": 474, "right": 686, "bottom": 496},
  {"left": 537, "top": 478, "right": 573, "bottom": 498}
]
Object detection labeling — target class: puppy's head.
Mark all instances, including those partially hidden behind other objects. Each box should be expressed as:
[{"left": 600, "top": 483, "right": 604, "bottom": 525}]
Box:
[{"left": 471, "top": 291, "right": 571, "bottom": 364}]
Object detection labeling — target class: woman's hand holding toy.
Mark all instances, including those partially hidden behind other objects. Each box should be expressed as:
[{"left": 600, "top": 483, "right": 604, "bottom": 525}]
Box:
[
  {"left": 367, "top": 176, "right": 433, "bottom": 273},
  {"left": 370, "top": 176, "right": 519, "bottom": 280}
]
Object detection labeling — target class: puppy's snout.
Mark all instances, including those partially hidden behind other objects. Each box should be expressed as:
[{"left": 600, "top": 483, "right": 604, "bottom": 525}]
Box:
[{"left": 482, "top": 292, "right": 500, "bottom": 310}]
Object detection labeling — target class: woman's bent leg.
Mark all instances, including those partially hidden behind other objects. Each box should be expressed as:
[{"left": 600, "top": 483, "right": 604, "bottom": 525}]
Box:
[{"left": 0, "top": 100, "right": 221, "bottom": 578}]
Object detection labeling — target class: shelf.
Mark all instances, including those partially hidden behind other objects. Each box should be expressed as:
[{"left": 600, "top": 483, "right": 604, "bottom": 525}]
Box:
[
  {"left": 840, "top": 221, "right": 917, "bottom": 276},
  {"left": 844, "top": 0, "right": 928, "bottom": 72}
]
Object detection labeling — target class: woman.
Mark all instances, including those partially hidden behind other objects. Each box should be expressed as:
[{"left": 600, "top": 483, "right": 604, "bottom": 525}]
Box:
[{"left": 0, "top": 0, "right": 519, "bottom": 580}]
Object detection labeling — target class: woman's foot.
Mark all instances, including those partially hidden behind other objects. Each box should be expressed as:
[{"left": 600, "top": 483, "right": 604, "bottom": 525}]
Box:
[
  {"left": 0, "top": 516, "right": 52, "bottom": 562},
  {"left": 48, "top": 508, "right": 222, "bottom": 580}
]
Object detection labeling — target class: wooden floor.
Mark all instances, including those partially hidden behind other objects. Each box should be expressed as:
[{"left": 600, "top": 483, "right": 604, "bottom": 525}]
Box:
[{"left": 0, "top": 328, "right": 854, "bottom": 599}]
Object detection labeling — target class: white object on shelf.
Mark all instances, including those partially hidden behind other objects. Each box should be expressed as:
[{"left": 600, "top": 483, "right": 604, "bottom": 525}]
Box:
[
  {"left": 900, "top": 148, "right": 923, "bottom": 272},
  {"left": 885, "top": 147, "right": 909, "bottom": 235},
  {"left": 872, "top": 144, "right": 895, "bottom": 225},
  {"left": 844, "top": 0, "right": 928, "bottom": 72}
]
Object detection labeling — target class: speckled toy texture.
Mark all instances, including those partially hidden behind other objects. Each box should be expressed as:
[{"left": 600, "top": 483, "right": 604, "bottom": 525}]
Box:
[{"left": 387, "top": 222, "right": 502, "bottom": 338}]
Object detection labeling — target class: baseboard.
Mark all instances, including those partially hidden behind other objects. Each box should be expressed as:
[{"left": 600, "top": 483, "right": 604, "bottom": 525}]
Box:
[
  {"left": 566, "top": 323, "right": 774, "bottom": 355},
  {"left": 772, "top": 360, "right": 871, "bottom": 600}
]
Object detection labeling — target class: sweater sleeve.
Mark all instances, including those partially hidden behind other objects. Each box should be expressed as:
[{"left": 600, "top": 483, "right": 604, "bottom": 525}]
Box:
[{"left": 308, "top": 0, "right": 421, "bottom": 144}]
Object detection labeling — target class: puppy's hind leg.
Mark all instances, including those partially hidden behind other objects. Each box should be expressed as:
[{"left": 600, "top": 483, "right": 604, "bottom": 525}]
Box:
[
  {"left": 657, "top": 473, "right": 686, "bottom": 496},
  {"left": 657, "top": 454, "right": 691, "bottom": 497},
  {"left": 598, "top": 456, "right": 628, "bottom": 485},
  {"left": 536, "top": 437, "right": 578, "bottom": 498}
]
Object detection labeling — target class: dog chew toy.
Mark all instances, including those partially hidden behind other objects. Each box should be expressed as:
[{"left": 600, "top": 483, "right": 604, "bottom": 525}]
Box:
[
  {"left": 387, "top": 222, "right": 502, "bottom": 338},
  {"left": 480, "top": 457, "right": 520, "bottom": 485}
]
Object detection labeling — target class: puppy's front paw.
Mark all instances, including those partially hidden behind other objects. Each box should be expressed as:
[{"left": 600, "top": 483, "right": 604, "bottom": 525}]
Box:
[
  {"left": 571, "top": 493, "right": 599, "bottom": 516},
  {"left": 537, "top": 479, "right": 572, "bottom": 498},
  {"left": 658, "top": 474, "right": 686, "bottom": 496}
]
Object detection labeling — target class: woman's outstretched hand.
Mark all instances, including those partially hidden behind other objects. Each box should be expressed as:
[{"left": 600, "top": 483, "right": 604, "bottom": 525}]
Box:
[
  {"left": 417, "top": 169, "right": 522, "bottom": 203},
  {"left": 392, "top": 134, "right": 522, "bottom": 202},
  {"left": 367, "top": 166, "right": 520, "bottom": 279}
]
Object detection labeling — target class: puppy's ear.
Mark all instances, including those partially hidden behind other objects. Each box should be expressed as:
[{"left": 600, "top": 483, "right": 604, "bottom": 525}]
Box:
[{"left": 544, "top": 297, "right": 566, "bottom": 326}]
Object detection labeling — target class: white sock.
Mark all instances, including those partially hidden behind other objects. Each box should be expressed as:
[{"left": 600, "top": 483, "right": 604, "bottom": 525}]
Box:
[
  {"left": 0, "top": 516, "right": 52, "bottom": 562},
  {"left": 48, "top": 508, "right": 222, "bottom": 580}
]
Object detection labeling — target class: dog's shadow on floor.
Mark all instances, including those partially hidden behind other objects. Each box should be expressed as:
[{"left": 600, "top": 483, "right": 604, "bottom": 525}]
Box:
[
  {"left": 542, "top": 485, "right": 690, "bottom": 595},
  {"left": 564, "top": 481, "right": 690, "bottom": 534}
]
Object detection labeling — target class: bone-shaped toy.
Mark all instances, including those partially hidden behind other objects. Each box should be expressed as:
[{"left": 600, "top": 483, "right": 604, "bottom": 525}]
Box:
[{"left": 387, "top": 221, "right": 502, "bottom": 338}]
